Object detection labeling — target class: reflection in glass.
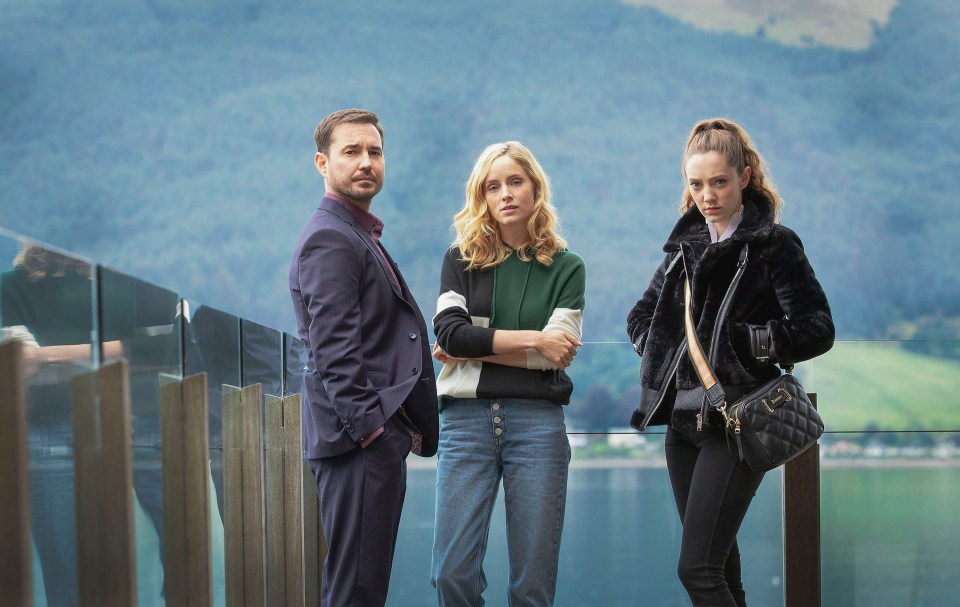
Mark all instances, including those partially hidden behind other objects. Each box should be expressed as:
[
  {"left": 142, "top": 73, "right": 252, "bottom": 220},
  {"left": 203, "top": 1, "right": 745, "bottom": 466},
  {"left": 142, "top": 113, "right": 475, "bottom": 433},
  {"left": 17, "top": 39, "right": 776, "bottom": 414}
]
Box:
[
  {"left": 1, "top": 239, "right": 95, "bottom": 607},
  {"left": 98, "top": 267, "right": 182, "bottom": 604},
  {"left": 241, "top": 319, "right": 282, "bottom": 399},
  {"left": 283, "top": 333, "right": 307, "bottom": 398}
]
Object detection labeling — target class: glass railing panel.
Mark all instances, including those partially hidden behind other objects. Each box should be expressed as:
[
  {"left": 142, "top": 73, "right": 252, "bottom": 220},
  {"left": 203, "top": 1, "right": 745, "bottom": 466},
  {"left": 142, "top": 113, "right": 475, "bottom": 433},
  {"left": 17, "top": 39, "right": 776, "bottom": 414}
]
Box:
[
  {"left": 98, "top": 266, "right": 182, "bottom": 605},
  {"left": 809, "top": 339, "right": 960, "bottom": 432},
  {"left": 567, "top": 338, "right": 960, "bottom": 435},
  {"left": 283, "top": 333, "right": 307, "bottom": 398},
  {"left": 559, "top": 434, "right": 784, "bottom": 606},
  {"left": 566, "top": 339, "right": 788, "bottom": 606},
  {"left": 386, "top": 455, "right": 436, "bottom": 604},
  {"left": 24, "top": 222, "right": 960, "bottom": 606},
  {"left": 389, "top": 438, "right": 785, "bottom": 605},
  {"left": 821, "top": 431, "right": 960, "bottom": 606},
  {"left": 0, "top": 235, "right": 95, "bottom": 607},
  {"left": 185, "top": 302, "right": 240, "bottom": 607},
  {"left": 389, "top": 341, "right": 785, "bottom": 606},
  {"left": 567, "top": 340, "right": 641, "bottom": 433},
  {"left": 241, "top": 318, "right": 282, "bottom": 601},
  {"left": 241, "top": 319, "right": 283, "bottom": 399}
]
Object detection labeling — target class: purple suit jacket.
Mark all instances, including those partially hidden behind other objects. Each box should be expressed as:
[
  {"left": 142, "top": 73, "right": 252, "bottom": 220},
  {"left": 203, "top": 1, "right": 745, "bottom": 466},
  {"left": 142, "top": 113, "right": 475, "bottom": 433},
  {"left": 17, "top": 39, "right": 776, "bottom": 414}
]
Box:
[{"left": 289, "top": 196, "right": 439, "bottom": 459}]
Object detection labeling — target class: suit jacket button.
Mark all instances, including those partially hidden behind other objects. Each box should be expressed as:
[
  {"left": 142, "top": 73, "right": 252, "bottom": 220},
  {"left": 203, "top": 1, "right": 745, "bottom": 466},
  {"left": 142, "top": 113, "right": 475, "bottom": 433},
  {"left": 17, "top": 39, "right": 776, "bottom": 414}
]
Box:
[
  {"left": 409, "top": 331, "right": 418, "bottom": 340},
  {"left": 411, "top": 367, "right": 418, "bottom": 375}
]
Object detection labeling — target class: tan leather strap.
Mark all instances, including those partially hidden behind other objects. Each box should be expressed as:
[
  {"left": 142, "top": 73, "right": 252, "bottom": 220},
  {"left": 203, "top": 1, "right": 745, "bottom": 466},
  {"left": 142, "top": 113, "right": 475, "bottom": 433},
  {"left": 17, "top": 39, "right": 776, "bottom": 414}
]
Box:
[
  {"left": 680, "top": 244, "right": 749, "bottom": 410},
  {"left": 684, "top": 277, "right": 717, "bottom": 390}
]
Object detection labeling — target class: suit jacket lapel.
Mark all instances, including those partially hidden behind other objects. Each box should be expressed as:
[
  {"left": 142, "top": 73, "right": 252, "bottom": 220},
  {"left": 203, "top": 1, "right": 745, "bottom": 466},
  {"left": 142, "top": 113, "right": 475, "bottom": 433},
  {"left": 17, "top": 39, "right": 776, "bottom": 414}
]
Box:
[
  {"left": 360, "top": 227, "right": 406, "bottom": 301},
  {"left": 378, "top": 242, "right": 411, "bottom": 298},
  {"left": 319, "top": 197, "right": 406, "bottom": 301}
]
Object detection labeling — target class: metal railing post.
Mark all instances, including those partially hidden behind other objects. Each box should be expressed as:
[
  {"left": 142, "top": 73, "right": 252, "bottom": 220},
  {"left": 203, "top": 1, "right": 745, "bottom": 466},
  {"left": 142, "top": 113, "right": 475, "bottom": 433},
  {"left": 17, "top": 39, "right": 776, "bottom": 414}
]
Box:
[{"left": 784, "top": 393, "right": 822, "bottom": 607}]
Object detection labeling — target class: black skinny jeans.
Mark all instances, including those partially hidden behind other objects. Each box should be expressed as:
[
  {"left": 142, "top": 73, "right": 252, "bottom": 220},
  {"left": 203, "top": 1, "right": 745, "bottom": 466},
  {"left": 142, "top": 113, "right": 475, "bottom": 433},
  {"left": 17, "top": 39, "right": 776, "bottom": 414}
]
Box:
[{"left": 664, "top": 426, "right": 766, "bottom": 607}]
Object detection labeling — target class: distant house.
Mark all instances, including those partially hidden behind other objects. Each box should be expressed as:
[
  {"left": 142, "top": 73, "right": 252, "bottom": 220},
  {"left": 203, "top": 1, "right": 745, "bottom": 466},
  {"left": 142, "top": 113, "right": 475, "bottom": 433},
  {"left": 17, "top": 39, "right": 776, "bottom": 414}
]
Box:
[
  {"left": 606, "top": 427, "right": 646, "bottom": 450},
  {"left": 566, "top": 429, "right": 590, "bottom": 449}
]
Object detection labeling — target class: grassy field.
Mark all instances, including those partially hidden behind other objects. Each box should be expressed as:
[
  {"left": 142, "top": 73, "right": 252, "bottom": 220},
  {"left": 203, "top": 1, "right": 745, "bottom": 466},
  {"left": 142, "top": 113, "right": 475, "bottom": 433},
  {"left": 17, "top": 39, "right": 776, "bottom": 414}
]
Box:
[
  {"left": 807, "top": 341, "right": 960, "bottom": 432},
  {"left": 565, "top": 338, "right": 960, "bottom": 435}
]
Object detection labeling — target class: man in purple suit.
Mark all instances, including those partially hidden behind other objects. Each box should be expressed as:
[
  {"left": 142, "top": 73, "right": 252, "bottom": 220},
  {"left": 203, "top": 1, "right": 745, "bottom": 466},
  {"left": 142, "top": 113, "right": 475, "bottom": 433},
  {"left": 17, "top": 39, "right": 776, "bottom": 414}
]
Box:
[{"left": 289, "top": 109, "right": 439, "bottom": 607}]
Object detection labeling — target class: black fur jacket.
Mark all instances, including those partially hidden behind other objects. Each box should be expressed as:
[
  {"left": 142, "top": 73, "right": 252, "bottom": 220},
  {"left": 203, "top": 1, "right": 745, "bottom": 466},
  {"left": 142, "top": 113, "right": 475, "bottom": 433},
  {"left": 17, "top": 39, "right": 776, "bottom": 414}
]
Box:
[{"left": 626, "top": 191, "right": 835, "bottom": 432}]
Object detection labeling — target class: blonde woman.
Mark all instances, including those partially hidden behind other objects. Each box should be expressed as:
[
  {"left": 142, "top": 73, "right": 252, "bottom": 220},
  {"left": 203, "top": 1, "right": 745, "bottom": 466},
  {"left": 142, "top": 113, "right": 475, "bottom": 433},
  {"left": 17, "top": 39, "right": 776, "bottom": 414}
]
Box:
[{"left": 430, "top": 142, "right": 586, "bottom": 607}]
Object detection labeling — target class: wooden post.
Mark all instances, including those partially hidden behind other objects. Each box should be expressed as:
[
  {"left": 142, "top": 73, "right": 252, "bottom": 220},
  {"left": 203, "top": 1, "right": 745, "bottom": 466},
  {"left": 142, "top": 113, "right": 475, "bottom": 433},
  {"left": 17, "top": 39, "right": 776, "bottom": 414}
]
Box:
[
  {"left": 183, "top": 374, "right": 212, "bottom": 605},
  {"left": 161, "top": 373, "right": 213, "bottom": 607},
  {"left": 72, "top": 370, "right": 104, "bottom": 607},
  {"left": 240, "top": 384, "right": 266, "bottom": 606},
  {"left": 161, "top": 377, "right": 188, "bottom": 606},
  {"left": 265, "top": 392, "right": 307, "bottom": 607},
  {"left": 283, "top": 394, "right": 305, "bottom": 607},
  {"left": 222, "top": 383, "right": 268, "bottom": 606},
  {"left": 0, "top": 340, "right": 32, "bottom": 607},
  {"left": 222, "top": 385, "right": 245, "bottom": 607},
  {"left": 265, "top": 395, "right": 285, "bottom": 606},
  {"left": 784, "top": 393, "right": 821, "bottom": 607},
  {"left": 98, "top": 360, "right": 137, "bottom": 605}
]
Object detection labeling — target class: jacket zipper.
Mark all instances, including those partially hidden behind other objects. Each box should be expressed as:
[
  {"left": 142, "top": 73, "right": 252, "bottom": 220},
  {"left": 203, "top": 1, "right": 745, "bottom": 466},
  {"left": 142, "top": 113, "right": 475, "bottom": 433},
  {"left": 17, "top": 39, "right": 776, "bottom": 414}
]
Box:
[
  {"left": 641, "top": 340, "right": 687, "bottom": 430},
  {"left": 640, "top": 251, "right": 685, "bottom": 431},
  {"left": 698, "top": 248, "right": 749, "bottom": 431}
]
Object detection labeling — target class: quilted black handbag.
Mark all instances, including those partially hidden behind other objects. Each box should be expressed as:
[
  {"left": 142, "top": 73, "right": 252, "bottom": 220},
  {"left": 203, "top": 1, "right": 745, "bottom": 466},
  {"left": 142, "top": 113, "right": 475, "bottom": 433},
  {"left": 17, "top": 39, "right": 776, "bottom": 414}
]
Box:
[
  {"left": 681, "top": 245, "right": 824, "bottom": 472},
  {"left": 718, "top": 371, "right": 823, "bottom": 471}
]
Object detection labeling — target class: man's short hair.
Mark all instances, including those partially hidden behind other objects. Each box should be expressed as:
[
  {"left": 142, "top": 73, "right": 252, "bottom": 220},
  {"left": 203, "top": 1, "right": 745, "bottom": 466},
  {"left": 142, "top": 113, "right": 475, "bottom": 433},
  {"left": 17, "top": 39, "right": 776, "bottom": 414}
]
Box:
[{"left": 314, "top": 109, "right": 383, "bottom": 154}]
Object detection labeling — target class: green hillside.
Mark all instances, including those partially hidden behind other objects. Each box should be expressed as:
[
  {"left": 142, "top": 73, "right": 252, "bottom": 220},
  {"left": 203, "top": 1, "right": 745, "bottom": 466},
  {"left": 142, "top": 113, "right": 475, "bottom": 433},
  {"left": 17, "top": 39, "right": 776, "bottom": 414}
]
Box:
[
  {"left": 2, "top": 0, "right": 959, "bottom": 344},
  {"left": 812, "top": 342, "right": 960, "bottom": 432},
  {"left": 557, "top": 339, "right": 960, "bottom": 432}
]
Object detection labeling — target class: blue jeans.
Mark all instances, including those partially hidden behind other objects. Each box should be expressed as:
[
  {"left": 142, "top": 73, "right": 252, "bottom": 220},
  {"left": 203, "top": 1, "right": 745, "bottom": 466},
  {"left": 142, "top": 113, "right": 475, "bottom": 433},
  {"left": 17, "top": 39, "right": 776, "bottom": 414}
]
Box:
[
  {"left": 431, "top": 398, "right": 570, "bottom": 607},
  {"left": 29, "top": 455, "right": 79, "bottom": 607},
  {"left": 665, "top": 426, "right": 766, "bottom": 607},
  {"left": 28, "top": 430, "right": 168, "bottom": 607}
]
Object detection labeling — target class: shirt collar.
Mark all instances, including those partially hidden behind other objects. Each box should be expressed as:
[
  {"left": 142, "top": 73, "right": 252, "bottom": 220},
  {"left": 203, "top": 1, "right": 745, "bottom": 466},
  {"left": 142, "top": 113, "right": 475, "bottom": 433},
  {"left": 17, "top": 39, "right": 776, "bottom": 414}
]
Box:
[
  {"left": 326, "top": 192, "right": 385, "bottom": 240},
  {"left": 707, "top": 205, "right": 743, "bottom": 244}
]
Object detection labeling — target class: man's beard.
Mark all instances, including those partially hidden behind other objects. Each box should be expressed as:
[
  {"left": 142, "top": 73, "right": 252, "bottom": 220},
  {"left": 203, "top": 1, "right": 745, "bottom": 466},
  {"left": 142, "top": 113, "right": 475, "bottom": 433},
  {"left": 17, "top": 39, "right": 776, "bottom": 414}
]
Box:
[{"left": 335, "top": 173, "right": 382, "bottom": 203}]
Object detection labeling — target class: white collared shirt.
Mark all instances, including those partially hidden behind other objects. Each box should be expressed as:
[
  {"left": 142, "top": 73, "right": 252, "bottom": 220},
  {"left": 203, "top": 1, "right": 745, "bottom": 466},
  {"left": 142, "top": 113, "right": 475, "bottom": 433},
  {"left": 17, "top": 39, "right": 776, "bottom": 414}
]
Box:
[{"left": 708, "top": 206, "right": 744, "bottom": 244}]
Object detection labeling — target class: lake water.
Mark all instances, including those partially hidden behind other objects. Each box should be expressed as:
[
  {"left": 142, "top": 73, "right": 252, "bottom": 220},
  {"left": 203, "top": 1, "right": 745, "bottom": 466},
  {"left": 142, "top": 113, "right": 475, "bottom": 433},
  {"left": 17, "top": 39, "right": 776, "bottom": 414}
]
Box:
[
  {"left": 29, "top": 460, "right": 960, "bottom": 606},
  {"left": 386, "top": 462, "right": 960, "bottom": 607},
  {"left": 388, "top": 463, "right": 783, "bottom": 607}
]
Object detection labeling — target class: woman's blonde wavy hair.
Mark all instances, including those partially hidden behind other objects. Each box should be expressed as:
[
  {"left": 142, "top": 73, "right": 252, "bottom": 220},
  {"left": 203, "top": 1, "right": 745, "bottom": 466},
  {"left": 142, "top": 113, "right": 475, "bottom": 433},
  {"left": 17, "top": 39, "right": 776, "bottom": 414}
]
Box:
[
  {"left": 680, "top": 118, "right": 781, "bottom": 222},
  {"left": 454, "top": 141, "right": 566, "bottom": 270},
  {"left": 13, "top": 243, "right": 91, "bottom": 282}
]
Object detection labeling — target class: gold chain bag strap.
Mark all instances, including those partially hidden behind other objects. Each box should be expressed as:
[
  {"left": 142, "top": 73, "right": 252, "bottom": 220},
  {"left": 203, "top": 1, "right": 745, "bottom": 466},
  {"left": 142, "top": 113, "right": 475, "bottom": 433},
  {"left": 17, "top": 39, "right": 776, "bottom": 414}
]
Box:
[{"left": 682, "top": 244, "right": 824, "bottom": 472}]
